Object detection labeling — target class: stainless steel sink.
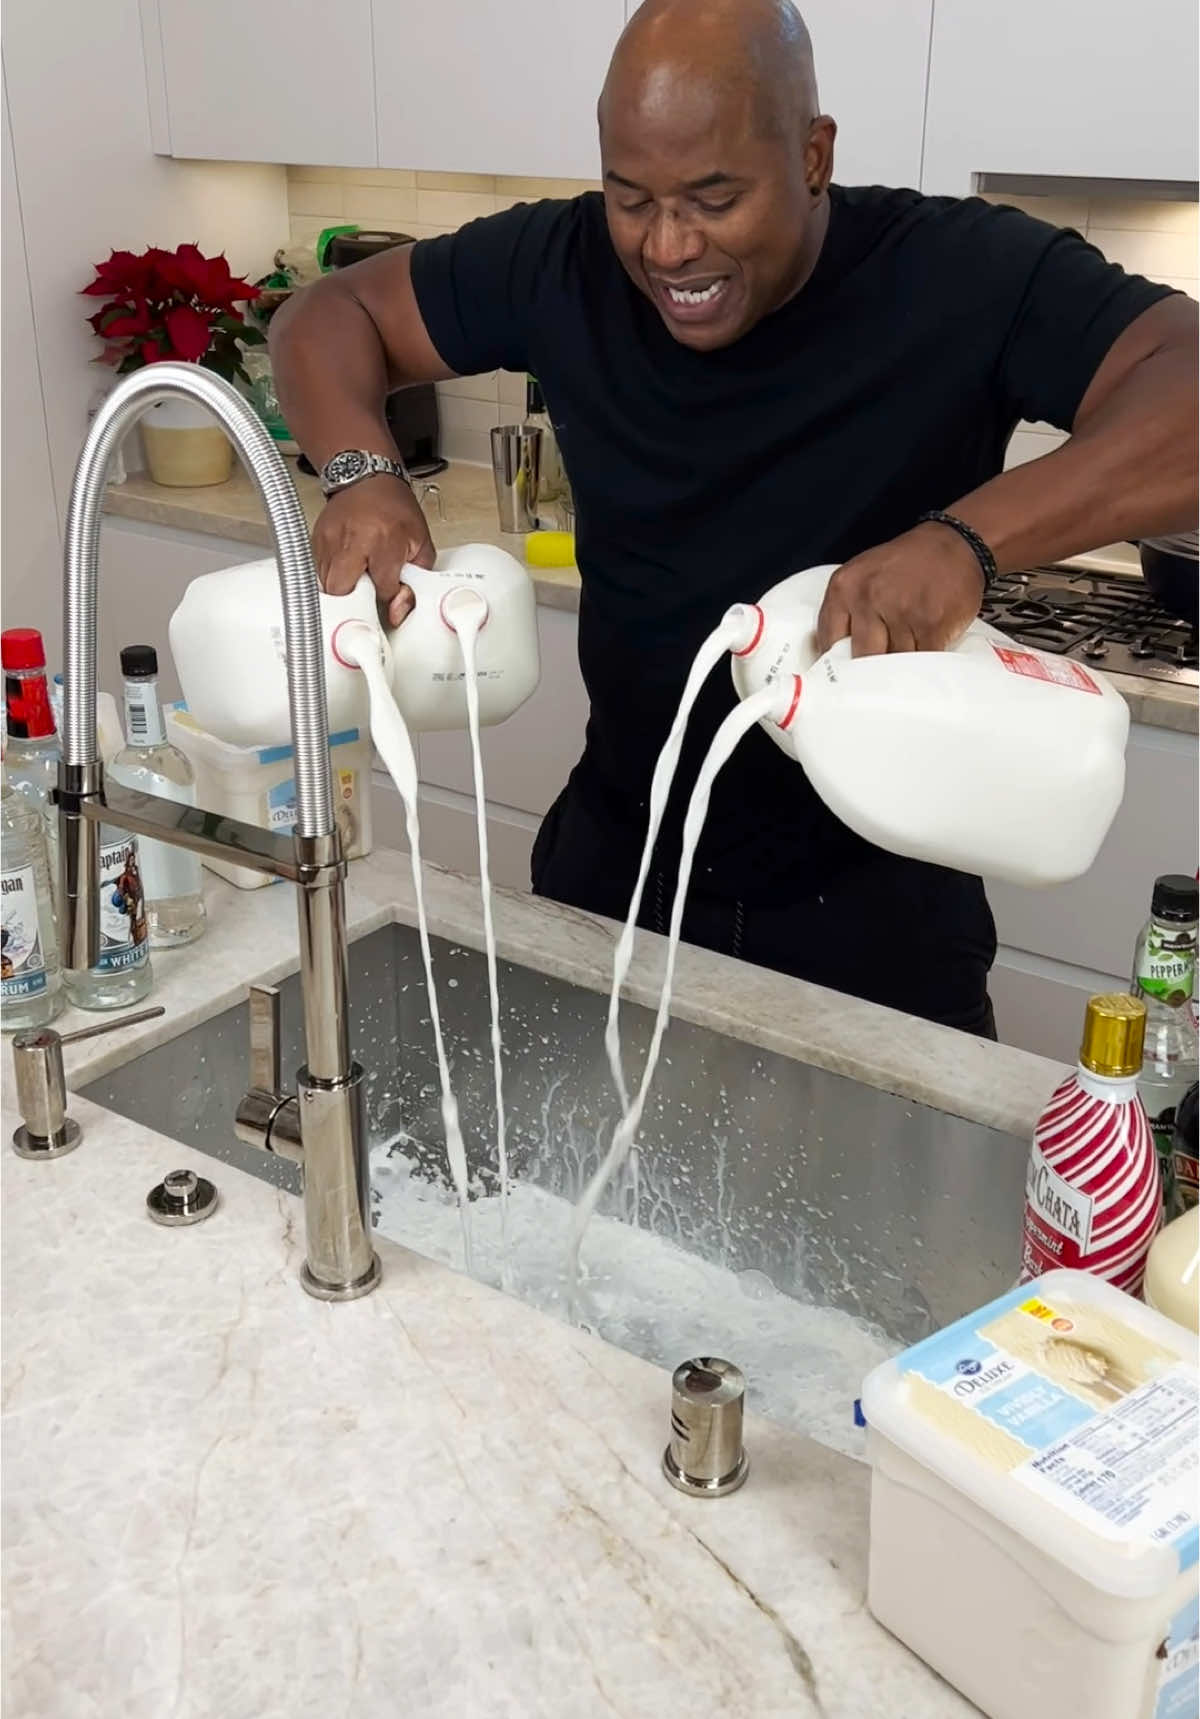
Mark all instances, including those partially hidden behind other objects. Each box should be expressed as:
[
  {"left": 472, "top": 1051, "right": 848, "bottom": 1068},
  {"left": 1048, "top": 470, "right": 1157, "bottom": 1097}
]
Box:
[{"left": 84, "top": 922, "right": 1027, "bottom": 1359}]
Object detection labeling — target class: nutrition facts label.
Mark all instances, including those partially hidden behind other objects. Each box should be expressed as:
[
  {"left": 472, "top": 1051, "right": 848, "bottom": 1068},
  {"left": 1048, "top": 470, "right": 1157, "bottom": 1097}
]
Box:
[{"left": 1016, "top": 1368, "right": 1199, "bottom": 1551}]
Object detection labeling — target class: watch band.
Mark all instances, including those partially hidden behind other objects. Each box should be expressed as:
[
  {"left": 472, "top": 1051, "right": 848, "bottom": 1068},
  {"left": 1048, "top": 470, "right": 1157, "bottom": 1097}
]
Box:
[
  {"left": 319, "top": 448, "right": 411, "bottom": 497},
  {"left": 916, "top": 510, "right": 998, "bottom": 594}
]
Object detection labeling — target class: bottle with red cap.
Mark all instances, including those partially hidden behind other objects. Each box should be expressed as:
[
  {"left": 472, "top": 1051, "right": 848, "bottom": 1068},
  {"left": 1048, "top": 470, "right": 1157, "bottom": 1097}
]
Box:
[{"left": 2, "top": 630, "right": 61, "bottom": 870}]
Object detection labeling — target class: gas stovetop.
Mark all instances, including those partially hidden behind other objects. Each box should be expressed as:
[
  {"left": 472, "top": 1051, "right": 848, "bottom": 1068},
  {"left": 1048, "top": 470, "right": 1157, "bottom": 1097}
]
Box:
[{"left": 981, "top": 568, "right": 1198, "bottom": 687}]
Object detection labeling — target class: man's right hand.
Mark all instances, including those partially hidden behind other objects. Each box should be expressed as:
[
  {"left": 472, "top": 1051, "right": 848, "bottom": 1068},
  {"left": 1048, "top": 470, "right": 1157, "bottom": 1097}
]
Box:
[{"left": 312, "top": 474, "right": 437, "bottom": 627}]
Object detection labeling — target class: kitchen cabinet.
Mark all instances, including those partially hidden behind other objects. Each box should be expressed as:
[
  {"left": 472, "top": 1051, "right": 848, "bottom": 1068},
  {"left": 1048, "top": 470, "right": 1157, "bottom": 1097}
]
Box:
[
  {"left": 148, "top": 0, "right": 377, "bottom": 165},
  {"left": 374, "top": 0, "right": 625, "bottom": 180},
  {"left": 988, "top": 720, "right": 1198, "bottom": 1061},
  {"left": 800, "top": 1, "right": 933, "bottom": 191},
  {"left": 921, "top": 0, "right": 1199, "bottom": 194}
]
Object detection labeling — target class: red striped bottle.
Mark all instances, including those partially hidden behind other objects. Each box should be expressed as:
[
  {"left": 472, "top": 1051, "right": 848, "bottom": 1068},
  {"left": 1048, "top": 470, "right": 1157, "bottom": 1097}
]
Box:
[{"left": 1021, "top": 993, "right": 1162, "bottom": 1295}]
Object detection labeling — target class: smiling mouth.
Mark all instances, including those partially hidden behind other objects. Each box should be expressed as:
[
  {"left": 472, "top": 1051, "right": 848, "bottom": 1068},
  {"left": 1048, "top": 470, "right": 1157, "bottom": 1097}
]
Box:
[{"left": 652, "top": 276, "right": 732, "bottom": 322}]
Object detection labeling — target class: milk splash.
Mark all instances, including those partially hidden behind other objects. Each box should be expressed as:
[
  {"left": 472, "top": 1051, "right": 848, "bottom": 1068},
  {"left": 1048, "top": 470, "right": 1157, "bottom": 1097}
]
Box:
[
  {"left": 335, "top": 621, "right": 474, "bottom": 1271},
  {"left": 449, "top": 592, "right": 512, "bottom": 1273},
  {"left": 569, "top": 685, "right": 781, "bottom": 1301}
]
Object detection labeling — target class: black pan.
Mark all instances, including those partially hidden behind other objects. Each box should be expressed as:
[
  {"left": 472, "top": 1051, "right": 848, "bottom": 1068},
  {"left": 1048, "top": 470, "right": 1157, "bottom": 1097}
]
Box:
[{"left": 1139, "top": 543, "right": 1199, "bottom": 627}]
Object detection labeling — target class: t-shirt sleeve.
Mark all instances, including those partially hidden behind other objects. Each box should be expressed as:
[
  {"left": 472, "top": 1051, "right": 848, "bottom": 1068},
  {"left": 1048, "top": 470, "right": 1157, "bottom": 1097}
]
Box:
[
  {"left": 408, "top": 199, "right": 570, "bottom": 378},
  {"left": 994, "top": 216, "right": 1177, "bottom": 431}
]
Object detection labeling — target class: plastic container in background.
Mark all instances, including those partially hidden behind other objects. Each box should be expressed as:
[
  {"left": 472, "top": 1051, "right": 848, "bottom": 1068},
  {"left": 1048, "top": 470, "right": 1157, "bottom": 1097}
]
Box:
[
  {"left": 50, "top": 676, "right": 124, "bottom": 763},
  {"left": 728, "top": 565, "right": 1130, "bottom": 887},
  {"left": 164, "top": 706, "right": 372, "bottom": 890},
  {"left": 862, "top": 1270, "right": 1198, "bottom": 1719}
]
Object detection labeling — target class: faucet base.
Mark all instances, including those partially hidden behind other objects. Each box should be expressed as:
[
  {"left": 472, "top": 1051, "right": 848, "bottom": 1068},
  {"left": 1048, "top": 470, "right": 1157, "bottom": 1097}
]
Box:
[{"left": 300, "top": 1250, "right": 383, "bottom": 1303}]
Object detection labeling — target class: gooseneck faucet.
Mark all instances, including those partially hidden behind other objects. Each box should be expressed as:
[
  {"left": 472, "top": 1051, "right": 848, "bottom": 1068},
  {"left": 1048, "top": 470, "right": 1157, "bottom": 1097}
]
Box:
[{"left": 57, "top": 363, "right": 381, "bottom": 1301}]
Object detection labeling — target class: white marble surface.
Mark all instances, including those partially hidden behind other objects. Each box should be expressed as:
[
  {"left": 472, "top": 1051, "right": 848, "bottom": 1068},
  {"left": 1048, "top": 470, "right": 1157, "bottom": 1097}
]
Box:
[
  {"left": 1, "top": 1088, "right": 978, "bottom": 1719},
  {"left": 37, "top": 851, "right": 1065, "bottom": 1140}
]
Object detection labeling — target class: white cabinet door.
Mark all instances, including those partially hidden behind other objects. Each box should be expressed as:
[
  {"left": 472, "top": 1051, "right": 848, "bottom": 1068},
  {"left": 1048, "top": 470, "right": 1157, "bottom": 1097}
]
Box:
[
  {"left": 802, "top": 0, "right": 933, "bottom": 190},
  {"left": 155, "top": 0, "right": 377, "bottom": 165},
  {"left": 987, "top": 721, "right": 1198, "bottom": 980},
  {"left": 922, "top": 0, "right": 1199, "bottom": 194},
  {"left": 375, "top": 0, "right": 624, "bottom": 179}
]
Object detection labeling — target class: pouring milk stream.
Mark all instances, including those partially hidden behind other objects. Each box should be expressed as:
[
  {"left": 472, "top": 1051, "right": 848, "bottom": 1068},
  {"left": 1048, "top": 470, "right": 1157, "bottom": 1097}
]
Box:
[
  {"left": 170, "top": 545, "right": 539, "bottom": 1275},
  {"left": 170, "top": 554, "right": 1129, "bottom": 1303},
  {"left": 586, "top": 564, "right": 1130, "bottom": 1291}
]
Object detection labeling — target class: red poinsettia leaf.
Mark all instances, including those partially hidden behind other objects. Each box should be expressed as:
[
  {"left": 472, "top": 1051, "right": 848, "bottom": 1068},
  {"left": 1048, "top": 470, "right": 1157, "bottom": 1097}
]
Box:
[
  {"left": 99, "top": 299, "right": 153, "bottom": 339},
  {"left": 141, "top": 339, "right": 168, "bottom": 366},
  {"left": 165, "top": 303, "right": 213, "bottom": 361}
]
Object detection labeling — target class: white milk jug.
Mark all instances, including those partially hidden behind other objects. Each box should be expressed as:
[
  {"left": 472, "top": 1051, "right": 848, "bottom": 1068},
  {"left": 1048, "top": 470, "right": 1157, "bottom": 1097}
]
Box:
[
  {"left": 169, "top": 556, "right": 378, "bottom": 748},
  {"left": 726, "top": 565, "right": 1129, "bottom": 886},
  {"left": 384, "top": 543, "right": 539, "bottom": 732},
  {"left": 169, "top": 544, "right": 539, "bottom": 747}
]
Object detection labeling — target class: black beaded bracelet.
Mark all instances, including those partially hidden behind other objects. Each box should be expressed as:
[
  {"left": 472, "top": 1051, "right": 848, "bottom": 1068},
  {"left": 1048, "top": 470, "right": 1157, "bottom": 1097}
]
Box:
[{"left": 916, "top": 510, "right": 998, "bottom": 594}]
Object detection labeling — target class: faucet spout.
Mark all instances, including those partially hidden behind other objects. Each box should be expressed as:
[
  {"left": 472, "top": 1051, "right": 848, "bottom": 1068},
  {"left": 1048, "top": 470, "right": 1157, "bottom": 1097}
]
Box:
[{"left": 58, "top": 363, "right": 380, "bottom": 1301}]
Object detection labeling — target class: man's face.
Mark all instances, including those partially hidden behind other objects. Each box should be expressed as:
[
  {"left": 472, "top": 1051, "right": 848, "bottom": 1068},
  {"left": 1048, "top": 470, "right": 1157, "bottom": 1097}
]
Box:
[{"left": 600, "top": 75, "right": 832, "bottom": 352}]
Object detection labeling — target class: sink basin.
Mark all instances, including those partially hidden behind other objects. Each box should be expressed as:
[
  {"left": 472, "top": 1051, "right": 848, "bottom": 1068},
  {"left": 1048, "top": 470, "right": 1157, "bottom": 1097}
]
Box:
[{"left": 83, "top": 921, "right": 1027, "bottom": 1440}]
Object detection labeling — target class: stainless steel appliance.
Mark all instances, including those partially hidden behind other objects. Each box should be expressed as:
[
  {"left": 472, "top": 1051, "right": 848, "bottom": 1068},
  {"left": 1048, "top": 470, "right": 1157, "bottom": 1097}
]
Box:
[
  {"left": 321, "top": 229, "right": 444, "bottom": 478},
  {"left": 981, "top": 568, "right": 1198, "bottom": 687}
]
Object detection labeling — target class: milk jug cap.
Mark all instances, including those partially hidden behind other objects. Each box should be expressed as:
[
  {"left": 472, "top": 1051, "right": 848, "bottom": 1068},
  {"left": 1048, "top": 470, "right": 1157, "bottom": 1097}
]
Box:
[{"left": 1079, "top": 992, "right": 1146, "bottom": 1078}]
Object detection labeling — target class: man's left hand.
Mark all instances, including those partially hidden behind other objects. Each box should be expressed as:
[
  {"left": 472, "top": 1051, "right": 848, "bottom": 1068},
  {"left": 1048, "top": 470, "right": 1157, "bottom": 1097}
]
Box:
[{"left": 816, "top": 521, "right": 987, "bottom": 657}]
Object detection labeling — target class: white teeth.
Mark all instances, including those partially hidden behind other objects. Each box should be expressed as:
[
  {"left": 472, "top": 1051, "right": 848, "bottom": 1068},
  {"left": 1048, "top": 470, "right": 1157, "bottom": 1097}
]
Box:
[{"left": 667, "top": 280, "right": 724, "bottom": 306}]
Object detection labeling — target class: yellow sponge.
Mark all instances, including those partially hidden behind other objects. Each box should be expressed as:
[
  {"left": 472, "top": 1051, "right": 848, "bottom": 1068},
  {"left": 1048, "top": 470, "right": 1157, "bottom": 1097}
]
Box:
[{"left": 524, "top": 530, "right": 576, "bottom": 569}]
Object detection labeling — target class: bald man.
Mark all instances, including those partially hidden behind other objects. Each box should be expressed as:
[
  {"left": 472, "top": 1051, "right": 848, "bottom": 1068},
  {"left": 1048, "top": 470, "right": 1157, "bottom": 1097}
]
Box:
[{"left": 271, "top": 0, "right": 1197, "bottom": 1035}]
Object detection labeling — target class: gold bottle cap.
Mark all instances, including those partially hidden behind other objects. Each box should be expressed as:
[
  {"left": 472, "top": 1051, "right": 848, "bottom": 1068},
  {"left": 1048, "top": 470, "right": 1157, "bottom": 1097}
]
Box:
[{"left": 1079, "top": 992, "right": 1147, "bottom": 1078}]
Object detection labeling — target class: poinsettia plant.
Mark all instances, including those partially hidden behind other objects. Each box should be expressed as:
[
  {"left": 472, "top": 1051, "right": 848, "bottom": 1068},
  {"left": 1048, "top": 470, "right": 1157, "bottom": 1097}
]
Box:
[{"left": 82, "top": 243, "right": 265, "bottom": 384}]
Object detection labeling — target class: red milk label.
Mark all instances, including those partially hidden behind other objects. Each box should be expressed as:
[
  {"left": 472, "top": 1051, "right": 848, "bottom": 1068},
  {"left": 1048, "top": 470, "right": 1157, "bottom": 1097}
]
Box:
[{"left": 993, "top": 646, "right": 1101, "bottom": 695}]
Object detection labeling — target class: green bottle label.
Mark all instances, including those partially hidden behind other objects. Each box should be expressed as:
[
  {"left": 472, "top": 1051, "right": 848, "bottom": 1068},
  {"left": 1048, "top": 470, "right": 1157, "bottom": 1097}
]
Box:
[{"left": 1137, "top": 927, "right": 1196, "bottom": 1005}]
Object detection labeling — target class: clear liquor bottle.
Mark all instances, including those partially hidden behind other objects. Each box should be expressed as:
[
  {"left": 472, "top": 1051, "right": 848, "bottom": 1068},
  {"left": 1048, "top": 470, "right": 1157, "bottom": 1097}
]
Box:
[
  {"left": 108, "top": 646, "right": 205, "bottom": 947},
  {"left": 1, "top": 759, "right": 64, "bottom": 1030}
]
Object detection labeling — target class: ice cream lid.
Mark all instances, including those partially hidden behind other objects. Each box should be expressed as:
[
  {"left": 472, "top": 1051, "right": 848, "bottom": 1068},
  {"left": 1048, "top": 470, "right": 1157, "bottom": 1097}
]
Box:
[{"left": 862, "top": 1271, "right": 1199, "bottom": 1598}]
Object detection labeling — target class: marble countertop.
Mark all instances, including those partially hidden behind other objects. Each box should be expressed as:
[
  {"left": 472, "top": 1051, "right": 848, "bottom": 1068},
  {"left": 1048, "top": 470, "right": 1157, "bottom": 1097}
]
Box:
[
  {"left": 1, "top": 1092, "right": 976, "bottom": 1719},
  {"left": 103, "top": 460, "right": 1196, "bottom": 736},
  {"left": 0, "top": 856, "right": 1014, "bottom": 1716}
]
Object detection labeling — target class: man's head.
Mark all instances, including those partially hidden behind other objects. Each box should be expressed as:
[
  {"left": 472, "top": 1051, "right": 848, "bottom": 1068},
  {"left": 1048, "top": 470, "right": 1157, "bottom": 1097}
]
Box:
[{"left": 598, "top": 0, "right": 836, "bottom": 351}]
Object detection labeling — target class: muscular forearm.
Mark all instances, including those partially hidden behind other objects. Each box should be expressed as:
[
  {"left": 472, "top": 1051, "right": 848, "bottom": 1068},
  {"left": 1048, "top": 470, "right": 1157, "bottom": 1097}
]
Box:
[
  {"left": 269, "top": 280, "right": 401, "bottom": 471},
  {"left": 947, "top": 320, "right": 1199, "bottom": 572}
]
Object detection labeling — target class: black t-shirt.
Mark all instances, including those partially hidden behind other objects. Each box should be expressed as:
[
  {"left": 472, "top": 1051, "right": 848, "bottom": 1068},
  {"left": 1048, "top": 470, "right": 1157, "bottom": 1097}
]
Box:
[{"left": 410, "top": 186, "right": 1170, "bottom": 900}]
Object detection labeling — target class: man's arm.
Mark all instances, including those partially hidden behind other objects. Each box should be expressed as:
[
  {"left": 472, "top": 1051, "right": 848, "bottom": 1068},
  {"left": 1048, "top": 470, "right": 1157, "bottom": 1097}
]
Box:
[
  {"left": 817, "top": 294, "right": 1199, "bottom": 656},
  {"left": 270, "top": 245, "right": 454, "bottom": 623}
]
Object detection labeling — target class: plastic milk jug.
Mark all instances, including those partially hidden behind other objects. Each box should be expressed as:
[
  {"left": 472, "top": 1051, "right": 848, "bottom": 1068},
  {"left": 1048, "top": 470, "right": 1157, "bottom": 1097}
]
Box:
[
  {"left": 169, "top": 544, "right": 539, "bottom": 747},
  {"left": 726, "top": 565, "right": 1129, "bottom": 887}
]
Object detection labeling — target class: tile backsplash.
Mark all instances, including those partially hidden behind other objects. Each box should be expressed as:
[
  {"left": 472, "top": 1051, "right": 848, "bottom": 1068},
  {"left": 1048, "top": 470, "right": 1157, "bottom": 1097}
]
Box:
[
  {"left": 287, "top": 166, "right": 599, "bottom": 463},
  {"left": 287, "top": 168, "right": 1197, "bottom": 467}
]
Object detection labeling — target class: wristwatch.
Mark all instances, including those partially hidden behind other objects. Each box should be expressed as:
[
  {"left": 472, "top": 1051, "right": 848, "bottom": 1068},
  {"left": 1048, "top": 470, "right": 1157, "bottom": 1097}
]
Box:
[{"left": 319, "top": 449, "right": 410, "bottom": 497}]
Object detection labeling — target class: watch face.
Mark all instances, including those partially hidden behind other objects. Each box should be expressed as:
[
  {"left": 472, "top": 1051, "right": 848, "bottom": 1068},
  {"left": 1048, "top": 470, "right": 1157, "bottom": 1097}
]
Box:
[{"left": 325, "top": 450, "right": 370, "bottom": 487}]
